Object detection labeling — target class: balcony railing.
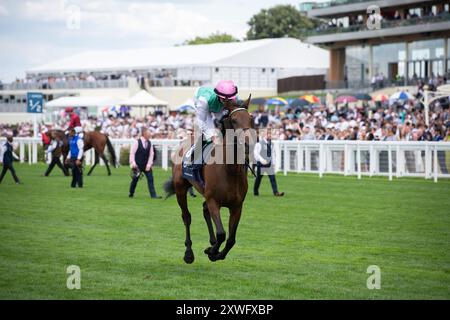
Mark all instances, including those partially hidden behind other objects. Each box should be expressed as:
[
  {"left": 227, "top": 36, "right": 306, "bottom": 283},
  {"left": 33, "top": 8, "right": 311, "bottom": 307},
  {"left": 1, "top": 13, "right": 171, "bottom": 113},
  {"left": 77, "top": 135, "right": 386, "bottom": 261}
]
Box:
[
  {"left": 309, "top": 0, "right": 372, "bottom": 10},
  {"left": 307, "top": 12, "right": 450, "bottom": 37},
  {"left": 1, "top": 79, "right": 129, "bottom": 91}
]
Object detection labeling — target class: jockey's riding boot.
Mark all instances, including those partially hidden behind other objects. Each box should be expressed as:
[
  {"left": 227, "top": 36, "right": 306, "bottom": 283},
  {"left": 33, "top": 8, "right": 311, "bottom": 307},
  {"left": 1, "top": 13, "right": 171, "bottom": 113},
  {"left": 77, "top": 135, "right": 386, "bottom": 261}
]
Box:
[{"left": 193, "top": 165, "right": 205, "bottom": 188}]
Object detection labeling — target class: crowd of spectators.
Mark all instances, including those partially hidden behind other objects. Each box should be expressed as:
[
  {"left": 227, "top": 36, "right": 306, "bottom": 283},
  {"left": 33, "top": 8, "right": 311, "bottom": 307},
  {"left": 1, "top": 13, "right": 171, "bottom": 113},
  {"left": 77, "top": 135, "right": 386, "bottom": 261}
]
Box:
[
  {"left": 313, "top": 5, "right": 450, "bottom": 34},
  {"left": 1, "top": 90, "right": 449, "bottom": 143}
]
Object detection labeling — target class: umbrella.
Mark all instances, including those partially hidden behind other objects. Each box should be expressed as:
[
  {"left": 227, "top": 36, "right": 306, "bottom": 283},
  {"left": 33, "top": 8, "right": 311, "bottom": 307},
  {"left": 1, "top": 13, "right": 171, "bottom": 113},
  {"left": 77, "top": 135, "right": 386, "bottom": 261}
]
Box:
[
  {"left": 374, "top": 94, "right": 389, "bottom": 102},
  {"left": 289, "top": 98, "right": 311, "bottom": 109},
  {"left": 177, "top": 105, "right": 195, "bottom": 113},
  {"left": 250, "top": 97, "right": 267, "bottom": 105},
  {"left": 354, "top": 93, "right": 372, "bottom": 101},
  {"left": 177, "top": 99, "right": 196, "bottom": 113},
  {"left": 266, "top": 97, "right": 288, "bottom": 106},
  {"left": 389, "top": 91, "right": 414, "bottom": 101},
  {"left": 300, "top": 95, "right": 320, "bottom": 104},
  {"left": 335, "top": 95, "right": 357, "bottom": 104}
]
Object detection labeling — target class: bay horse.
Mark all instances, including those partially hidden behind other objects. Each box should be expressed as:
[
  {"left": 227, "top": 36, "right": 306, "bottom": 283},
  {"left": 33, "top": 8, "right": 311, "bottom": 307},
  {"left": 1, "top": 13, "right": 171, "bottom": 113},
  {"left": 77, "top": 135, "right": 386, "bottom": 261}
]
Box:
[
  {"left": 42, "top": 129, "right": 117, "bottom": 175},
  {"left": 163, "top": 95, "right": 255, "bottom": 263}
]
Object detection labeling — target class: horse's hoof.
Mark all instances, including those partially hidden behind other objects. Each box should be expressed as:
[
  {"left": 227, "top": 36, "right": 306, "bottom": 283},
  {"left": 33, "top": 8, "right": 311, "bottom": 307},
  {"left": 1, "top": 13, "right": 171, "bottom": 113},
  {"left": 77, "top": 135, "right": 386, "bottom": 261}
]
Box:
[
  {"left": 208, "top": 253, "right": 225, "bottom": 262},
  {"left": 184, "top": 251, "right": 194, "bottom": 264},
  {"left": 204, "top": 247, "right": 213, "bottom": 255}
]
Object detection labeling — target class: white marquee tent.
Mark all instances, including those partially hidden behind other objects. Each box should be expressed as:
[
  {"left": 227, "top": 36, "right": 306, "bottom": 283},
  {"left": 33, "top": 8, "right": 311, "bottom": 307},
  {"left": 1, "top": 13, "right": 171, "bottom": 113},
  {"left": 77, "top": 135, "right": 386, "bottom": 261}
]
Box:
[
  {"left": 120, "top": 90, "right": 168, "bottom": 116},
  {"left": 27, "top": 38, "right": 329, "bottom": 76},
  {"left": 120, "top": 90, "right": 168, "bottom": 106}
]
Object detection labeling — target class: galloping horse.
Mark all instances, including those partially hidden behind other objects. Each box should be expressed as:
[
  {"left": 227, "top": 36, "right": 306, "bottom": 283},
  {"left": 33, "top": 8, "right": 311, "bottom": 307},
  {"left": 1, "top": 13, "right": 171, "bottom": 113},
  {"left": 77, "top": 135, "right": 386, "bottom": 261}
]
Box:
[
  {"left": 42, "top": 130, "right": 117, "bottom": 175},
  {"left": 164, "top": 95, "right": 254, "bottom": 263}
]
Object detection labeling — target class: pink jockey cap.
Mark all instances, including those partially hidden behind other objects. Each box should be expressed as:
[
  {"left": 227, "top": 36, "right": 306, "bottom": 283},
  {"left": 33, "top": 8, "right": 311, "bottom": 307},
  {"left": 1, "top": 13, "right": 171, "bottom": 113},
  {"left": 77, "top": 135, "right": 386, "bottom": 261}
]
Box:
[{"left": 214, "top": 80, "right": 238, "bottom": 100}]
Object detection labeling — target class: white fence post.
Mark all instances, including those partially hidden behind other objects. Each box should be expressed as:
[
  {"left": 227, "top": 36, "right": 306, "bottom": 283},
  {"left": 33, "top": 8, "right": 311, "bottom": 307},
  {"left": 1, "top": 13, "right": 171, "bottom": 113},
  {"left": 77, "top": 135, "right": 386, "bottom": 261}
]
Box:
[
  {"left": 28, "top": 142, "right": 32, "bottom": 165},
  {"left": 388, "top": 145, "right": 393, "bottom": 181},
  {"left": 162, "top": 144, "right": 168, "bottom": 170},
  {"left": 20, "top": 142, "right": 25, "bottom": 163},
  {"left": 283, "top": 143, "right": 288, "bottom": 176},
  {"left": 344, "top": 144, "right": 349, "bottom": 176},
  {"left": 318, "top": 142, "right": 324, "bottom": 178},
  {"left": 433, "top": 145, "right": 438, "bottom": 183},
  {"left": 357, "top": 144, "right": 361, "bottom": 180}
]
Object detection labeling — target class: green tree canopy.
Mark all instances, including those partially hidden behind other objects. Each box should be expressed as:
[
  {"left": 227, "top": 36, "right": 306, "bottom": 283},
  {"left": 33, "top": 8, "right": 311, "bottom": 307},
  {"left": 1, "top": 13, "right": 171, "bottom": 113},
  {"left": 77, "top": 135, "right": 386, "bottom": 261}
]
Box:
[
  {"left": 183, "top": 32, "right": 239, "bottom": 45},
  {"left": 246, "top": 5, "right": 318, "bottom": 40}
]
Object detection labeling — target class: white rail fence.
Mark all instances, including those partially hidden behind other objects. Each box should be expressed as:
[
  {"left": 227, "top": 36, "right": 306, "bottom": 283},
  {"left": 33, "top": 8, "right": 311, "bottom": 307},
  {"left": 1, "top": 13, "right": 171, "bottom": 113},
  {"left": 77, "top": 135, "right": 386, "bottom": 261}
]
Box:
[{"left": 1, "top": 138, "right": 450, "bottom": 182}]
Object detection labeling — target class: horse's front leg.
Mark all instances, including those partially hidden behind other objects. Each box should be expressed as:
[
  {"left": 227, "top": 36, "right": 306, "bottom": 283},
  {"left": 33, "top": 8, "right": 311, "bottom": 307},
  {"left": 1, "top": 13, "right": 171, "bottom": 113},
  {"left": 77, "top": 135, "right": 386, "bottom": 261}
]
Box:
[
  {"left": 203, "top": 201, "right": 216, "bottom": 250},
  {"left": 214, "top": 205, "right": 242, "bottom": 261},
  {"left": 205, "top": 199, "right": 226, "bottom": 262}
]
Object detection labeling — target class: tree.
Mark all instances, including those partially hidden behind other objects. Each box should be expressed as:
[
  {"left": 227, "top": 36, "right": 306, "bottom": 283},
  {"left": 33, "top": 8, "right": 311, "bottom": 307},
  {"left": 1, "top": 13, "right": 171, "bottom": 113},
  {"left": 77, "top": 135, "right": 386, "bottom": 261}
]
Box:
[
  {"left": 246, "top": 5, "right": 318, "bottom": 40},
  {"left": 183, "top": 32, "right": 239, "bottom": 45}
]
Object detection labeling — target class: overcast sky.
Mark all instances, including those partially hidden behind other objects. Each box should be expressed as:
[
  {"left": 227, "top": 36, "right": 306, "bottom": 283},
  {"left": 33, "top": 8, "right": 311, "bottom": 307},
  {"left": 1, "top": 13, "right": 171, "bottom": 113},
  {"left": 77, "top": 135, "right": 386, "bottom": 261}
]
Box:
[{"left": 0, "top": 0, "right": 313, "bottom": 82}]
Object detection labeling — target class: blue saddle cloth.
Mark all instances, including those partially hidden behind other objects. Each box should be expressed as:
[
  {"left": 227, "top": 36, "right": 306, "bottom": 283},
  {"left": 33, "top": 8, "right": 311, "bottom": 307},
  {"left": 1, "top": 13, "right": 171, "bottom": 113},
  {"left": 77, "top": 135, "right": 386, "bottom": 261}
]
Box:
[{"left": 182, "top": 141, "right": 214, "bottom": 183}]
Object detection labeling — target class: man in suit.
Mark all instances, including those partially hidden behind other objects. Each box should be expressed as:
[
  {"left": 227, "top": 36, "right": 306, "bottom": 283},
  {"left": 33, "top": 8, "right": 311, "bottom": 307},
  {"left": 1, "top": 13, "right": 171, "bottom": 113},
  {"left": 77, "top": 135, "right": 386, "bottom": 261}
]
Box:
[
  {"left": 65, "top": 128, "right": 84, "bottom": 188},
  {"left": 129, "top": 128, "right": 161, "bottom": 199},
  {"left": 44, "top": 133, "right": 69, "bottom": 177},
  {"left": 253, "top": 130, "right": 284, "bottom": 197},
  {"left": 0, "top": 135, "right": 20, "bottom": 184}
]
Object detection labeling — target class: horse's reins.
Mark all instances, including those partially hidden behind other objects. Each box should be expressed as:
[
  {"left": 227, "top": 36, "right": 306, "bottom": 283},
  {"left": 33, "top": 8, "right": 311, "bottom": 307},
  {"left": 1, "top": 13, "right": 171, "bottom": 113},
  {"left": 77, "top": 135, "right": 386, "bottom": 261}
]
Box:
[{"left": 226, "top": 107, "right": 257, "bottom": 178}]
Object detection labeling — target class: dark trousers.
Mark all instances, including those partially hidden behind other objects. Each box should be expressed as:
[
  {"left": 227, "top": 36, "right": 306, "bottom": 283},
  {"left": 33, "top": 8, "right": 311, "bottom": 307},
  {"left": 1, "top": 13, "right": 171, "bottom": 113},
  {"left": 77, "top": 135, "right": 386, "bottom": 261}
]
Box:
[
  {"left": 253, "top": 165, "right": 278, "bottom": 195},
  {"left": 0, "top": 163, "right": 20, "bottom": 184},
  {"left": 45, "top": 156, "right": 69, "bottom": 176},
  {"left": 129, "top": 169, "right": 157, "bottom": 197},
  {"left": 71, "top": 160, "right": 83, "bottom": 188}
]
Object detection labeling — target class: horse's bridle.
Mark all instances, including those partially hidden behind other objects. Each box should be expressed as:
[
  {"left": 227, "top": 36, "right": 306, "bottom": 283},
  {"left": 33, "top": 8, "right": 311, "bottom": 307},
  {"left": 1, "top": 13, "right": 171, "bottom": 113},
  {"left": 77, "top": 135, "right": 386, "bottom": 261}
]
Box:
[
  {"left": 221, "top": 107, "right": 256, "bottom": 177},
  {"left": 229, "top": 107, "right": 249, "bottom": 117}
]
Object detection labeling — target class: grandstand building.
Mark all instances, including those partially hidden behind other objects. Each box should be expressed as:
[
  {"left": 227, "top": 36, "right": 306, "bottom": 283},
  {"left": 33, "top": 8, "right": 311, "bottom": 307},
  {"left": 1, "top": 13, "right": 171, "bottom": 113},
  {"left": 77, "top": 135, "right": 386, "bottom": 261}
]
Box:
[
  {"left": 303, "top": 0, "right": 450, "bottom": 89},
  {"left": 0, "top": 38, "right": 328, "bottom": 121}
]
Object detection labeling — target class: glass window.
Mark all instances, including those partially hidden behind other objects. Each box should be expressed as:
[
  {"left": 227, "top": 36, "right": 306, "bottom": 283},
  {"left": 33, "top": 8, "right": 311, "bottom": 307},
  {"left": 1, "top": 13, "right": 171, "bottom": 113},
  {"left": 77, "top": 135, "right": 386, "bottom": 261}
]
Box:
[
  {"left": 408, "top": 39, "right": 445, "bottom": 60},
  {"left": 345, "top": 45, "right": 369, "bottom": 83},
  {"left": 372, "top": 42, "right": 406, "bottom": 78}
]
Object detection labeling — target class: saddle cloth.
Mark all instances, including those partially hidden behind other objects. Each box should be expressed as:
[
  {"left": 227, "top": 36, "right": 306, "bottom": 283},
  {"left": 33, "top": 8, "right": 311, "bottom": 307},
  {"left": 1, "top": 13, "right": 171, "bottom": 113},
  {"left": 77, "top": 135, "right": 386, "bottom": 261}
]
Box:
[{"left": 181, "top": 141, "right": 214, "bottom": 182}]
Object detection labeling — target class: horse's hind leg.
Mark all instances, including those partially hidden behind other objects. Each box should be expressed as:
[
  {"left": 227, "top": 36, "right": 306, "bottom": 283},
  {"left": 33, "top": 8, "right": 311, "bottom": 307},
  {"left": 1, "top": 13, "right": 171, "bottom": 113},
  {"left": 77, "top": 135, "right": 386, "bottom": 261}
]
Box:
[
  {"left": 87, "top": 152, "right": 99, "bottom": 176},
  {"left": 176, "top": 183, "right": 194, "bottom": 264},
  {"left": 215, "top": 205, "right": 242, "bottom": 261},
  {"left": 203, "top": 201, "right": 216, "bottom": 250},
  {"left": 99, "top": 153, "right": 111, "bottom": 176}
]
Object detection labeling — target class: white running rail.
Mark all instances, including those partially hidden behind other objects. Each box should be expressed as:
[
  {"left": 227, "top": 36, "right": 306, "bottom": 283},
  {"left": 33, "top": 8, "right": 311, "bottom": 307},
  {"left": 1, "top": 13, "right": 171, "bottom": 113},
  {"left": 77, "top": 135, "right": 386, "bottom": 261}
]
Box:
[{"left": 1, "top": 137, "right": 449, "bottom": 182}]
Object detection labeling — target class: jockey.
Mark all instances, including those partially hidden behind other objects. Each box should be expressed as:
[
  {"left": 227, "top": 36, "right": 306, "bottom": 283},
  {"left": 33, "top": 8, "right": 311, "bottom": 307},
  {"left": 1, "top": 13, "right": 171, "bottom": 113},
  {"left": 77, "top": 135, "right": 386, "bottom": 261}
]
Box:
[
  {"left": 65, "top": 107, "right": 83, "bottom": 137},
  {"left": 195, "top": 80, "right": 238, "bottom": 143},
  {"left": 187, "top": 80, "right": 238, "bottom": 184}
]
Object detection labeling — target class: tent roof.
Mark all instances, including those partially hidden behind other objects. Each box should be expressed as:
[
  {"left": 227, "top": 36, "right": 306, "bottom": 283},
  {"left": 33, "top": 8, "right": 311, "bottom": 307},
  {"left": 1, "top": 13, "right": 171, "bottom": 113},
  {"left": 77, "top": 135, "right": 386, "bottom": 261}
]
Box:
[
  {"left": 45, "top": 96, "right": 119, "bottom": 108},
  {"left": 27, "top": 38, "right": 329, "bottom": 74},
  {"left": 120, "top": 90, "right": 168, "bottom": 106}
]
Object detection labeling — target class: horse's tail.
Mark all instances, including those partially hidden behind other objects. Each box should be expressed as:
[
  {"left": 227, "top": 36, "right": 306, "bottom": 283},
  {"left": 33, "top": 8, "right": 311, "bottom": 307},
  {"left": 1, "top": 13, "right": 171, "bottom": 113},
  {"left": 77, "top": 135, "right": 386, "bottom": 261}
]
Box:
[
  {"left": 163, "top": 176, "right": 175, "bottom": 199},
  {"left": 105, "top": 136, "right": 117, "bottom": 168}
]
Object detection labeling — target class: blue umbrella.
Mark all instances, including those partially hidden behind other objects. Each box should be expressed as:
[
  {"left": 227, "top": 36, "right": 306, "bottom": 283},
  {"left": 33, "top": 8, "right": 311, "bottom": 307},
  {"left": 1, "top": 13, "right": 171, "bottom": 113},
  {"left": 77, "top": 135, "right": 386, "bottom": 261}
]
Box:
[
  {"left": 389, "top": 91, "right": 414, "bottom": 101},
  {"left": 266, "top": 97, "right": 288, "bottom": 106},
  {"left": 177, "top": 104, "right": 195, "bottom": 113},
  {"left": 289, "top": 98, "right": 310, "bottom": 108}
]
